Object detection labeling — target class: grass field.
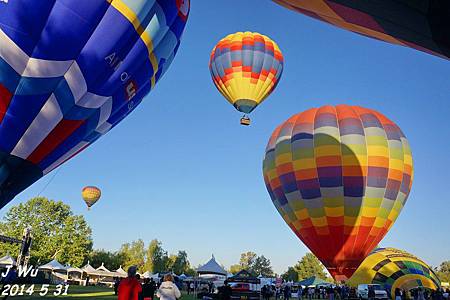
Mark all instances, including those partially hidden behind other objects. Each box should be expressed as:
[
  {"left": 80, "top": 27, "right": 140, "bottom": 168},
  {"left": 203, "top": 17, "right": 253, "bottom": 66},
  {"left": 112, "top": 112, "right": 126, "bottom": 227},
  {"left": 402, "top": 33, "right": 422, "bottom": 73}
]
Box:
[{"left": 0, "top": 285, "right": 199, "bottom": 300}]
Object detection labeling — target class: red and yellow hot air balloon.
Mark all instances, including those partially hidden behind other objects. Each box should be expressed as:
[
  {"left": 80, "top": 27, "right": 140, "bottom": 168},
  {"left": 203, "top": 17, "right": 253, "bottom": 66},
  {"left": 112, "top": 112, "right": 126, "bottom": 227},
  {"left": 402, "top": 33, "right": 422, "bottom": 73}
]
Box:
[
  {"left": 209, "top": 32, "right": 284, "bottom": 125},
  {"left": 263, "top": 105, "right": 413, "bottom": 281},
  {"left": 81, "top": 186, "right": 101, "bottom": 210}
]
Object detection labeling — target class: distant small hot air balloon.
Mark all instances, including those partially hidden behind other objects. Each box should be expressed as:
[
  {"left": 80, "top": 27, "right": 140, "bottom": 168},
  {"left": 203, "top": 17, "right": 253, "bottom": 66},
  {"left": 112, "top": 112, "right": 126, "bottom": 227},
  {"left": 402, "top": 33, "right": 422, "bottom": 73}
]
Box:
[
  {"left": 209, "top": 32, "right": 284, "bottom": 125},
  {"left": 263, "top": 105, "right": 413, "bottom": 281},
  {"left": 82, "top": 186, "right": 101, "bottom": 210}
]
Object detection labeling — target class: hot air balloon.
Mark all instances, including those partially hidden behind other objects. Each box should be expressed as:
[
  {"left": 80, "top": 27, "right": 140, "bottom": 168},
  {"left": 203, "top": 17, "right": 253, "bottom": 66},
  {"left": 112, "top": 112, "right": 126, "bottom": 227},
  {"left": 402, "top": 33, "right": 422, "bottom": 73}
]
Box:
[
  {"left": 81, "top": 186, "right": 101, "bottom": 210},
  {"left": 209, "top": 32, "right": 284, "bottom": 125},
  {"left": 348, "top": 248, "right": 440, "bottom": 298},
  {"left": 263, "top": 105, "right": 413, "bottom": 280},
  {"left": 0, "top": 0, "right": 190, "bottom": 208},
  {"left": 272, "top": 0, "right": 450, "bottom": 60}
]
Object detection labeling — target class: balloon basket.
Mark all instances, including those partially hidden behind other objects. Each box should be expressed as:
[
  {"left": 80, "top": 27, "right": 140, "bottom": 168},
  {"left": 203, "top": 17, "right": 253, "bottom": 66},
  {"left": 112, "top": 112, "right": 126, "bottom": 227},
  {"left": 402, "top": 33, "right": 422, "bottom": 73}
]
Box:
[{"left": 240, "top": 116, "right": 251, "bottom": 126}]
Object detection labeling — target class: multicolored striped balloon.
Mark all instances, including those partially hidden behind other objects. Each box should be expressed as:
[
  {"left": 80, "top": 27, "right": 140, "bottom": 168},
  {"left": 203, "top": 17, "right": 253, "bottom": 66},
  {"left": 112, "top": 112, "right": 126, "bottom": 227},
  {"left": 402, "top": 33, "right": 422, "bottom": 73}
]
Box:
[
  {"left": 209, "top": 32, "right": 284, "bottom": 116},
  {"left": 0, "top": 0, "right": 189, "bottom": 208},
  {"left": 272, "top": 0, "right": 449, "bottom": 60},
  {"left": 348, "top": 248, "right": 440, "bottom": 297},
  {"left": 82, "top": 186, "right": 101, "bottom": 209},
  {"left": 263, "top": 105, "right": 413, "bottom": 280}
]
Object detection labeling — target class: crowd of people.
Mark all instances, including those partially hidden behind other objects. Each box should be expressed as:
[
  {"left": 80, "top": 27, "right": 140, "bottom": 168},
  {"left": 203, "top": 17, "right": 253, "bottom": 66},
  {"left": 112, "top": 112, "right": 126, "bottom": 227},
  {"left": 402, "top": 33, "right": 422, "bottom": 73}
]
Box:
[
  {"left": 116, "top": 266, "right": 181, "bottom": 300},
  {"left": 261, "top": 284, "right": 352, "bottom": 300},
  {"left": 259, "top": 284, "right": 450, "bottom": 300}
]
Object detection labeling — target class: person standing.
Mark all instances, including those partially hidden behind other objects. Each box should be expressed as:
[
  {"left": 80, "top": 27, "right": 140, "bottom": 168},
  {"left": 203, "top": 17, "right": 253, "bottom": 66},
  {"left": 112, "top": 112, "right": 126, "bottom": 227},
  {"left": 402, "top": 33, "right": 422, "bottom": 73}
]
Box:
[
  {"left": 308, "top": 287, "right": 314, "bottom": 300},
  {"left": 114, "top": 277, "right": 121, "bottom": 295},
  {"left": 142, "top": 278, "right": 156, "bottom": 300},
  {"left": 118, "top": 266, "right": 143, "bottom": 300},
  {"left": 284, "top": 285, "right": 291, "bottom": 300},
  {"left": 395, "top": 288, "right": 402, "bottom": 300},
  {"left": 368, "top": 286, "right": 375, "bottom": 300},
  {"left": 297, "top": 286, "right": 303, "bottom": 300},
  {"left": 156, "top": 274, "right": 181, "bottom": 300}
]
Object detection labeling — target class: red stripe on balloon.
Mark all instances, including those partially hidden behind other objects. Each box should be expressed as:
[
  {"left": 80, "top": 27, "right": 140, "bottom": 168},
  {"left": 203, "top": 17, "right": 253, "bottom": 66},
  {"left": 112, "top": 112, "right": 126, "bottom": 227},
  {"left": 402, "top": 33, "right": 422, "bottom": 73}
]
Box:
[
  {"left": 325, "top": 1, "right": 386, "bottom": 33},
  {"left": 27, "top": 119, "right": 85, "bottom": 164},
  {"left": 0, "top": 84, "right": 12, "bottom": 124}
]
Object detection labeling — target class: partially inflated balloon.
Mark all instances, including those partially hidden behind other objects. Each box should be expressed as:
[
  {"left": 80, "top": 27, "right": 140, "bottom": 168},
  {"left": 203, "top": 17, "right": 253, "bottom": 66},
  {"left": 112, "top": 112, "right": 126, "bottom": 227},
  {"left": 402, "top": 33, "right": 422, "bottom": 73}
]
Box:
[
  {"left": 82, "top": 186, "right": 101, "bottom": 210},
  {"left": 273, "top": 0, "right": 450, "bottom": 60},
  {"left": 0, "top": 0, "right": 190, "bottom": 208},
  {"left": 209, "top": 32, "right": 283, "bottom": 122},
  {"left": 263, "top": 105, "right": 413, "bottom": 280},
  {"left": 348, "top": 248, "right": 440, "bottom": 298}
]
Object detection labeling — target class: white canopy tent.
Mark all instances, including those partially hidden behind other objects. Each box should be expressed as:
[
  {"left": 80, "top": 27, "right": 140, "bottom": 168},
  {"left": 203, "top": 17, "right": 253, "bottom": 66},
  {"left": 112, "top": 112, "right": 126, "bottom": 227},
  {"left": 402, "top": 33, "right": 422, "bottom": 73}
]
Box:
[
  {"left": 38, "top": 259, "right": 67, "bottom": 284},
  {"left": 0, "top": 255, "right": 16, "bottom": 267},
  {"left": 39, "top": 259, "right": 67, "bottom": 272},
  {"left": 197, "top": 255, "right": 227, "bottom": 276},
  {"left": 116, "top": 266, "right": 127, "bottom": 278}
]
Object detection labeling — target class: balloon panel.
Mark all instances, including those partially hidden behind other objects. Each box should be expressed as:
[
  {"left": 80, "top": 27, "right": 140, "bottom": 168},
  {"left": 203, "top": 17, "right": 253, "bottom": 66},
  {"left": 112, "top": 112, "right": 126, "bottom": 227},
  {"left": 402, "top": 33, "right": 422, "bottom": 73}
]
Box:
[
  {"left": 273, "top": 0, "right": 450, "bottom": 60},
  {"left": 348, "top": 248, "right": 441, "bottom": 298},
  {"left": 209, "top": 32, "right": 284, "bottom": 114},
  {"left": 263, "top": 105, "right": 413, "bottom": 279},
  {"left": 0, "top": 0, "right": 190, "bottom": 208}
]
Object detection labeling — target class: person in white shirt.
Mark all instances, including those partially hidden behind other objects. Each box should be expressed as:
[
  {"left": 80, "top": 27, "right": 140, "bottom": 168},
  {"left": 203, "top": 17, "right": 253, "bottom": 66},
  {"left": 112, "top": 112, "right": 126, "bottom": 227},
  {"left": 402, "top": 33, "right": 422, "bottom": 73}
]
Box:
[{"left": 157, "top": 274, "right": 181, "bottom": 300}]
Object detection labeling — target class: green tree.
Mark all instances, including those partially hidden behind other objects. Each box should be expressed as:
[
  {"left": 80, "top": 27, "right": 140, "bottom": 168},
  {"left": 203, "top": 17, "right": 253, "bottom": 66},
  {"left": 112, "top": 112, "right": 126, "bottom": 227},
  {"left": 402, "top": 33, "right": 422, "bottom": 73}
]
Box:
[
  {"left": 294, "top": 253, "right": 327, "bottom": 280},
  {"left": 436, "top": 261, "right": 450, "bottom": 282},
  {"left": 231, "top": 252, "right": 273, "bottom": 276},
  {"left": 87, "top": 249, "right": 126, "bottom": 270},
  {"left": 171, "top": 251, "right": 191, "bottom": 275},
  {"left": 0, "top": 197, "right": 92, "bottom": 267},
  {"left": 239, "top": 252, "right": 257, "bottom": 270},
  {"left": 253, "top": 255, "right": 274, "bottom": 276},
  {"left": 282, "top": 267, "right": 299, "bottom": 282},
  {"left": 229, "top": 264, "right": 243, "bottom": 274},
  {"left": 119, "top": 239, "right": 145, "bottom": 271},
  {"left": 144, "top": 239, "right": 168, "bottom": 273}
]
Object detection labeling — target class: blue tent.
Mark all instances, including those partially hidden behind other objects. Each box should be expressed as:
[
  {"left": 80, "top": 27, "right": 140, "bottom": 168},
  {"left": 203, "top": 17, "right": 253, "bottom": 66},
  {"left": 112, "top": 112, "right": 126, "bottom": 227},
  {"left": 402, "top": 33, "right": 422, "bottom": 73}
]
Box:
[{"left": 298, "top": 276, "right": 329, "bottom": 286}]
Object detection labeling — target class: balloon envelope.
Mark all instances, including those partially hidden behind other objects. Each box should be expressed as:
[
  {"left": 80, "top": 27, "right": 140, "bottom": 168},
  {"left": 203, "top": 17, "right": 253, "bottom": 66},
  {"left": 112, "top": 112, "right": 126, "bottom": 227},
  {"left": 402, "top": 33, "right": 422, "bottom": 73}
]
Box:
[
  {"left": 0, "top": 0, "right": 190, "bottom": 208},
  {"left": 209, "top": 32, "right": 284, "bottom": 114},
  {"left": 263, "top": 105, "right": 413, "bottom": 280},
  {"left": 348, "top": 248, "right": 440, "bottom": 297},
  {"left": 273, "top": 0, "right": 450, "bottom": 60},
  {"left": 82, "top": 186, "right": 101, "bottom": 209}
]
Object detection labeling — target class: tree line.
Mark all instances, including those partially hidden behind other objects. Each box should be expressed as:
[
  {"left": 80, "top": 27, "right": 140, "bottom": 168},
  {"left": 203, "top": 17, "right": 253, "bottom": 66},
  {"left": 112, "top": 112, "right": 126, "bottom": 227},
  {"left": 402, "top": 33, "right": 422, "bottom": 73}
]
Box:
[{"left": 1, "top": 198, "right": 449, "bottom": 283}]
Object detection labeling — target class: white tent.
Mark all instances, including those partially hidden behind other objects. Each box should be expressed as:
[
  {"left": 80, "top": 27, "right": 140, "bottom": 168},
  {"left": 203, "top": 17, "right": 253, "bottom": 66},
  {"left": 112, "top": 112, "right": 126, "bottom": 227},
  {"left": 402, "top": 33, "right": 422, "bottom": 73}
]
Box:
[
  {"left": 66, "top": 266, "right": 83, "bottom": 274},
  {"left": 96, "top": 263, "right": 110, "bottom": 272},
  {"left": 142, "top": 271, "right": 152, "bottom": 278},
  {"left": 116, "top": 266, "right": 127, "bottom": 277},
  {"left": 0, "top": 255, "right": 16, "bottom": 267},
  {"left": 39, "top": 259, "right": 67, "bottom": 272},
  {"left": 197, "top": 255, "right": 227, "bottom": 276},
  {"left": 81, "top": 262, "right": 98, "bottom": 276}
]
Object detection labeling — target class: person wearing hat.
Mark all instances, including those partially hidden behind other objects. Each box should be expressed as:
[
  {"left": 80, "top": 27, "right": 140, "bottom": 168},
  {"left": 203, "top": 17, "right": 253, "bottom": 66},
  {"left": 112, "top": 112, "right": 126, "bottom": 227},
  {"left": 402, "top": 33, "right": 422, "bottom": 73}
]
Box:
[{"left": 118, "top": 266, "right": 142, "bottom": 300}]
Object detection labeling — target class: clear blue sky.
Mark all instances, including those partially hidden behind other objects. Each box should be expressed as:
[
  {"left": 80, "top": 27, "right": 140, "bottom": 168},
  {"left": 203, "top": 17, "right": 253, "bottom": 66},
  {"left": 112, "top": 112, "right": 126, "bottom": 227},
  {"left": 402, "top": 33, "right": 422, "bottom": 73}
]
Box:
[{"left": 2, "top": 1, "right": 449, "bottom": 274}]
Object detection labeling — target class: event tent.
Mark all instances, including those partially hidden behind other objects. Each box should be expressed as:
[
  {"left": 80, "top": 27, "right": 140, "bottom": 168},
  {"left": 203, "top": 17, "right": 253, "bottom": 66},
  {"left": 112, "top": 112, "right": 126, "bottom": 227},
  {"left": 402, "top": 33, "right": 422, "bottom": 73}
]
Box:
[
  {"left": 81, "top": 262, "right": 98, "bottom": 275},
  {"left": 228, "top": 270, "right": 260, "bottom": 284},
  {"left": 0, "top": 255, "right": 16, "bottom": 267},
  {"left": 38, "top": 259, "right": 67, "bottom": 272},
  {"left": 66, "top": 266, "right": 83, "bottom": 274},
  {"left": 298, "top": 276, "right": 328, "bottom": 287},
  {"left": 116, "top": 266, "right": 127, "bottom": 277},
  {"left": 197, "top": 255, "right": 227, "bottom": 276}
]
